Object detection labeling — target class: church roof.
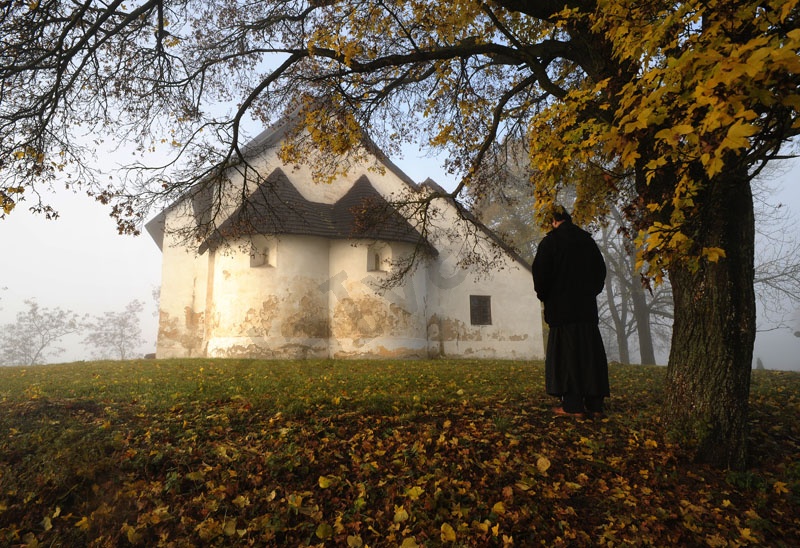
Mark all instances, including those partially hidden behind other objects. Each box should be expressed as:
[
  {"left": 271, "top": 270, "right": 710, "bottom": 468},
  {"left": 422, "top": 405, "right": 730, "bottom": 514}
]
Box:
[{"left": 198, "top": 168, "right": 433, "bottom": 254}]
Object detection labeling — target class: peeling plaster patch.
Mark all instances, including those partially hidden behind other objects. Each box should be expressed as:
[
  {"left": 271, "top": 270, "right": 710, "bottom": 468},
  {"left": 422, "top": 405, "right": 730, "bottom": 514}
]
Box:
[
  {"left": 238, "top": 297, "right": 279, "bottom": 337},
  {"left": 388, "top": 302, "right": 414, "bottom": 332},
  {"left": 211, "top": 342, "right": 326, "bottom": 360},
  {"left": 427, "top": 315, "right": 481, "bottom": 342},
  {"left": 157, "top": 309, "right": 204, "bottom": 355},
  {"left": 158, "top": 310, "right": 181, "bottom": 342},
  {"left": 331, "top": 284, "right": 418, "bottom": 342},
  {"left": 333, "top": 345, "right": 426, "bottom": 359},
  {"left": 427, "top": 314, "right": 445, "bottom": 357},
  {"left": 208, "top": 308, "right": 220, "bottom": 333},
  {"left": 281, "top": 289, "right": 330, "bottom": 339},
  {"left": 183, "top": 307, "right": 205, "bottom": 353},
  {"left": 333, "top": 295, "right": 392, "bottom": 339}
]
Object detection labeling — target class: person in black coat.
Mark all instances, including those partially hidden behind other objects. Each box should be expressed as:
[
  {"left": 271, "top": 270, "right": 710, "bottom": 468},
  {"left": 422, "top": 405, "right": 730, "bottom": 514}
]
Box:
[{"left": 532, "top": 205, "right": 610, "bottom": 416}]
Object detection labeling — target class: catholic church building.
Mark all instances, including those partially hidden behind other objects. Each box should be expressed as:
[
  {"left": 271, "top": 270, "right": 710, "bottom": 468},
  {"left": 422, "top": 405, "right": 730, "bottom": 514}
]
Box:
[{"left": 145, "top": 119, "right": 545, "bottom": 360}]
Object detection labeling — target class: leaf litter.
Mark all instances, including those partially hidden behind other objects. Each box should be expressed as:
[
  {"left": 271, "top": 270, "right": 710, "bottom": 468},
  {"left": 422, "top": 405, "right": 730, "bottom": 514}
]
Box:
[{"left": 0, "top": 360, "right": 797, "bottom": 546}]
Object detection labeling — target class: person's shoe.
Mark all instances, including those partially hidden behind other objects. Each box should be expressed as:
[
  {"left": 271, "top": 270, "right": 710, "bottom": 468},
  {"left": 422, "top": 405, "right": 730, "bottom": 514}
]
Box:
[{"left": 552, "top": 405, "right": 585, "bottom": 418}]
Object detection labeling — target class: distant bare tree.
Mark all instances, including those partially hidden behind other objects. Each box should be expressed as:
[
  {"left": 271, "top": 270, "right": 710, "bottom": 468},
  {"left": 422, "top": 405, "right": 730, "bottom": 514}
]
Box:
[
  {"left": 83, "top": 300, "right": 145, "bottom": 360},
  {"left": 0, "top": 300, "right": 83, "bottom": 366},
  {"left": 597, "top": 214, "right": 673, "bottom": 365},
  {"left": 752, "top": 172, "right": 800, "bottom": 332}
]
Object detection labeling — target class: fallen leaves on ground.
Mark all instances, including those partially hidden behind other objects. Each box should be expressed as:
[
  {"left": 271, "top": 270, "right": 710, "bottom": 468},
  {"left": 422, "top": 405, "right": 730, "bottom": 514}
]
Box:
[{"left": 0, "top": 360, "right": 798, "bottom": 546}]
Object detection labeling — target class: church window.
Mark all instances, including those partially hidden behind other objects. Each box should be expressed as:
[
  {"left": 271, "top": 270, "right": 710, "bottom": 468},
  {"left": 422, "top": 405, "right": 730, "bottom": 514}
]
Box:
[
  {"left": 470, "top": 295, "right": 492, "bottom": 325},
  {"left": 367, "top": 243, "right": 390, "bottom": 272},
  {"left": 250, "top": 236, "right": 276, "bottom": 267}
]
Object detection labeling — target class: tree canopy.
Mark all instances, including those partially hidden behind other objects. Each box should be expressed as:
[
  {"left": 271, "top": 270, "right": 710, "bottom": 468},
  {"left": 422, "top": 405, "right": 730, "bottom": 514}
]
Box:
[
  {"left": 2, "top": 1, "right": 798, "bottom": 239},
  {"left": 2, "top": 0, "right": 799, "bottom": 467}
]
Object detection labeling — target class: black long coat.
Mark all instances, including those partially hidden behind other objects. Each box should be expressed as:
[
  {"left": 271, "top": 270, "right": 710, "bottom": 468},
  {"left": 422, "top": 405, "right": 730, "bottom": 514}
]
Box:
[
  {"left": 531, "top": 220, "right": 606, "bottom": 327},
  {"left": 532, "top": 220, "right": 609, "bottom": 397}
]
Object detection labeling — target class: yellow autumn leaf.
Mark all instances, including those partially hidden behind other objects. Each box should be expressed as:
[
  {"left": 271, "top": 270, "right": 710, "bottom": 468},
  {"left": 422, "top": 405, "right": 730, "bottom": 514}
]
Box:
[
  {"left": 773, "top": 481, "right": 789, "bottom": 494},
  {"left": 333, "top": 515, "right": 345, "bottom": 534},
  {"left": 704, "top": 154, "right": 725, "bottom": 177},
  {"left": 492, "top": 501, "right": 506, "bottom": 515},
  {"left": 515, "top": 481, "right": 533, "bottom": 491},
  {"left": 702, "top": 247, "right": 727, "bottom": 263},
  {"left": 441, "top": 522, "right": 457, "bottom": 542},
  {"left": 347, "top": 535, "right": 364, "bottom": 548},
  {"left": 739, "top": 527, "right": 759, "bottom": 542},
  {"left": 394, "top": 505, "right": 409, "bottom": 523},
  {"left": 627, "top": 106, "right": 653, "bottom": 131},
  {"left": 721, "top": 121, "right": 758, "bottom": 151},
  {"left": 400, "top": 538, "right": 420, "bottom": 548},
  {"left": 654, "top": 124, "right": 694, "bottom": 142},
  {"left": 232, "top": 494, "right": 250, "bottom": 508},
  {"left": 318, "top": 475, "right": 333, "bottom": 488},
  {"left": 122, "top": 523, "right": 142, "bottom": 544},
  {"left": 186, "top": 470, "right": 205, "bottom": 481},
  {"left": 705, "top": 532, "right": 728, "bottom": 547},
  {"left": 644, "top": 439, "right": 658, "bottom": 449},
  {"left": 745, "top": 509, "right": 762, "bottom": 520},
  {"left": 536, "top": 456, "right": 551, "bottom": 474},
  {"left": 406, "top": 485, "right": 425, "bottom": 500},
  {"left": 316, "top": 522, "right": 334, "bottom": 540}
]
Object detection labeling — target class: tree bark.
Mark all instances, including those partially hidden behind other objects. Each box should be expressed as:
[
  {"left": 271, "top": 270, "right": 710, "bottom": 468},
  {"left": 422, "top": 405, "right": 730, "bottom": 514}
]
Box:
[{"left": 664, "top": 165, "right": 755, "bottom": 469}]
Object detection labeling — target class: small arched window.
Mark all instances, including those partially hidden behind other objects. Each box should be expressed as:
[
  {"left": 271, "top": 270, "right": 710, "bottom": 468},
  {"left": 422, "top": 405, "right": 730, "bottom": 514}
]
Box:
[
  {"left": 250, "top": 236, "right": 276, "bottom": 268},
  {"left": 367, "top": 243, "right": 390, "bottom": 272}
]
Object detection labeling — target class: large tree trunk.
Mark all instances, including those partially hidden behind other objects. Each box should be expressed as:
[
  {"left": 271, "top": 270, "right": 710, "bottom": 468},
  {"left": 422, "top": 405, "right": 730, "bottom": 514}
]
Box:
[{"left": 664, "top": 166, "right": 755, "bottom": 469}]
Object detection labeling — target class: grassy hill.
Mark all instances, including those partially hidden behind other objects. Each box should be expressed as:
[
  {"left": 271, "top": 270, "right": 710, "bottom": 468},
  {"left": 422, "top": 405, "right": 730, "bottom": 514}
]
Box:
[{"left": 1, "top": 359, "right": 798, "bottom": 546}]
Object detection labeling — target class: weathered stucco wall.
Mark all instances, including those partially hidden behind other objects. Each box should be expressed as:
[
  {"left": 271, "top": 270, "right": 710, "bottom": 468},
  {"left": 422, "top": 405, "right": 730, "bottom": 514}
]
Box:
[
  {"left": 156, "top": 205, "right": 210, "bottom": 358},
  {"left": 422, "top": 195, "right": 544, "bottom": 360},
  {"left": 204, "top": 235, "right": 332, "bottom": 358},
  {"left": 328, "top": 240, "right": 429, "bottom": 358}
]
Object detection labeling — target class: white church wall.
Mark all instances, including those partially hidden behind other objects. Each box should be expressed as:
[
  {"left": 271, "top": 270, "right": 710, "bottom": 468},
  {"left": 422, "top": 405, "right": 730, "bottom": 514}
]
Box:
[
  {"left": 156, "top": 205, "right": 211, "bottom": 358},
  {"left": 205, "top": 234, "right": 332, "bottom": 359},
  {"left": 422, "top": 196, "right": 544, "bottom": 360},
  {"left": 327, "top": 240, "right": 429, "bottom": 358}
]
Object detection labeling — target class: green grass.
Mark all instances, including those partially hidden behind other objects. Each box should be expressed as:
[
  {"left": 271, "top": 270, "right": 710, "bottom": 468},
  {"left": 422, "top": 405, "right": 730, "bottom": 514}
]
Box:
[{"left": 0, "top": 359, "right": 798, "bottom": 546}]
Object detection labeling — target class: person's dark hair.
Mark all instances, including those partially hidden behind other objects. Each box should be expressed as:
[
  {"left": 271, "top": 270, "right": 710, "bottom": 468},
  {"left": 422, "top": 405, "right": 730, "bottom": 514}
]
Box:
[{"left": 552, "top": 204, "right": 572, "bottom": 224}]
